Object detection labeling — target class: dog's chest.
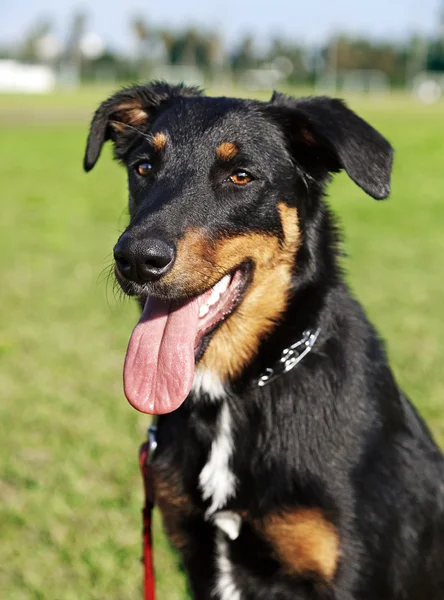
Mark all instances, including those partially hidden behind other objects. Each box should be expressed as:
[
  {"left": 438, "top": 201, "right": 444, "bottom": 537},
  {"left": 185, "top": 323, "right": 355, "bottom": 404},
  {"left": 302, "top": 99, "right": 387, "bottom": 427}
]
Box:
[
  {"left": 199, "top": 401, "right": 237, "bottom": 516},
  {"left": 199, "top": 402, "right": 243, "bottom": 599}
]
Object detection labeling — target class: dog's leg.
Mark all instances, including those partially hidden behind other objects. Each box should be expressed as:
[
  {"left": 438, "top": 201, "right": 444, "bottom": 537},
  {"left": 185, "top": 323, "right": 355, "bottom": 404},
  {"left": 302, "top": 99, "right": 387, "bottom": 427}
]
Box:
[
  {"left": 183, "top": 546, "right": 216, "bottom": 599},
  {"left": 167, "top": 518, "right": 216, "bottom": 600}
]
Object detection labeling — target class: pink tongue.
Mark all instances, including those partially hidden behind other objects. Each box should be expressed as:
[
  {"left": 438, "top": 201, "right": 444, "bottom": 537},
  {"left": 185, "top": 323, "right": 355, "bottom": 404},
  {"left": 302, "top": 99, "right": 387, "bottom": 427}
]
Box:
[{"left": 123, "top": 297, "right": 200, "bottom": 414}]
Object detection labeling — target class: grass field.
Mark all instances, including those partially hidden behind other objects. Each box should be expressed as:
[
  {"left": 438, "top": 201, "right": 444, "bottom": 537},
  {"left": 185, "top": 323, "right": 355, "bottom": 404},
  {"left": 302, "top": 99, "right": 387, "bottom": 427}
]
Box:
[{"left": 1, "top": 88, "right": 443, "bottom": 599}]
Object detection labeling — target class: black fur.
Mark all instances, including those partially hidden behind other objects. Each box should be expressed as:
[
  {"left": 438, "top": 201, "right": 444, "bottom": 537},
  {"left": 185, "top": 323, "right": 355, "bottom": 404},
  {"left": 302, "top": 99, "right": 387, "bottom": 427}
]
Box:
[{"left": 84, "top": 82, "right": 444, "bottom": 599}]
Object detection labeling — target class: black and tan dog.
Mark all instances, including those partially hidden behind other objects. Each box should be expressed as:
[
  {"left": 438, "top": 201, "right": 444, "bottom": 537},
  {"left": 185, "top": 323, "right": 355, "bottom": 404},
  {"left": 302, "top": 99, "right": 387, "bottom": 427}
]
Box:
[{"left": 84, "top": 83, "right": 444, "bottom": 599}]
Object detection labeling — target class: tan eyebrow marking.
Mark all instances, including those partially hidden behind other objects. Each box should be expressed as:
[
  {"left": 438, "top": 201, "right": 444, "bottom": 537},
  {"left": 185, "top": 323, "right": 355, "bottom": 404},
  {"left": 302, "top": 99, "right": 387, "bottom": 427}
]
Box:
[
  {"left": 216, "top": 142, "right": 238, "bottom": 161},
  {"left": 152, "top": 132, "right": 167, "bottom": 151}
]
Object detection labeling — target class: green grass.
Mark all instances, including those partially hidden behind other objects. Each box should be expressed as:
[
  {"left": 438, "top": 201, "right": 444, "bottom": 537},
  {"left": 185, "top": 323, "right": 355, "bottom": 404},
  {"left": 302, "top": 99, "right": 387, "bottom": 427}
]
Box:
[{"left": 0, "top": 89, "right": 443, "bottom": 599}]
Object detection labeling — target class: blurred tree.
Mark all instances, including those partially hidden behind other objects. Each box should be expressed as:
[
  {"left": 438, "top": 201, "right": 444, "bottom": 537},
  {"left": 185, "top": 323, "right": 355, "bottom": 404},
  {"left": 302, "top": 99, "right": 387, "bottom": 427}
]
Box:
[
  {"left": 131, "top": 15, "right": 150, "bottom": 77},
  {"left": 160, "top": 28, "right": 175, "bottom": 62},
  {"left": 208, "top": 33, "right": 225, "bottom": 70},
  {"left": 426, "top": 2, "right": 444, "bottom": 72},
  {"left": 427, "top": 41, "right": 444, "bottom": 71},
  {"left": 266, "top": 38, "right": 307, "bottom": 82},
  {"left": 406, "top": 35, "right": 429, "bottom": 81},
  {"left": 163, "top": 28, "right": 216, "bottom": 73},
  {"left": 82, "top": 49, "right": 135, "bottom": 83},
  {"left": 19, "top": 18, "right": 53, "bottom": 61},
  {"left": 182, "top": 28, "right": 199, "bottom": 66},
  {"left": 5, "top": 10, "right": 444, "bottom": 87},
  {"left": 322, "top": 35, "right": 407, "bottom": 84},
  {"left": 231, "top": 35, "right": 256, "bottom": 72},
  {"left": 0, "top": 46, "right": 12, "bottom": 59},
  {"left": 65, "top": 11, "right": 87, "bottom": 62},
  {"left": 132, "top": 16, "right": 150, "bottom": 49}
]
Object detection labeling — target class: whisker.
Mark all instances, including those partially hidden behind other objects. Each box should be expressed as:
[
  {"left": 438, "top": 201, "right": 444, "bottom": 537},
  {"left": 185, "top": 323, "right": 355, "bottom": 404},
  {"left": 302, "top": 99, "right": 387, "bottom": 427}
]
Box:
[
  {"left": 109, "top": 120, "right": 152, "bottom": 142},
  {"left": 100, "top": 253, "right": 114, "bottom": 265},
  {"left": 200, "top": 256, "right": 232, "bottom": 278},
  {"left": 97, "top": 261, "right": 114, "bottom": 286}
]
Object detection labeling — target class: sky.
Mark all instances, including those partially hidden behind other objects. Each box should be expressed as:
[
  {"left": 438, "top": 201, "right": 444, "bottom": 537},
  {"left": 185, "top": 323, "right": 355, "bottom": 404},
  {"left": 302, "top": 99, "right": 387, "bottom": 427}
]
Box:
[{"left": 2, "top": 0, "right": 442, "bottom": 53}]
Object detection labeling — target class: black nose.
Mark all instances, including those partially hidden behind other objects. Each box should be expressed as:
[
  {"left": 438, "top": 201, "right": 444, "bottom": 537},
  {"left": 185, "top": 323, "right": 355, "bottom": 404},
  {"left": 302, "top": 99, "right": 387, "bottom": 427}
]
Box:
[{"left": 114, "top": 235, "right": 176, "bottom": 283}]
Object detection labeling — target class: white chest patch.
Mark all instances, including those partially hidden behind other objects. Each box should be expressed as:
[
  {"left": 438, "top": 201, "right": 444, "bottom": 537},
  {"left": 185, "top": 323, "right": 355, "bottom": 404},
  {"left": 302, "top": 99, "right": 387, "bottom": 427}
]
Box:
[
  {"left": 215, "top": 531, "right": 242, "bottom": 600},
  {"left": 191, "top": 367, "right": 227, "bottom": 401},
  {"left": 212, "top": 511, "right": 242, "bottom": 540},
  {"left": 199, "top": 402, "right": 237, "bottom": 516}
]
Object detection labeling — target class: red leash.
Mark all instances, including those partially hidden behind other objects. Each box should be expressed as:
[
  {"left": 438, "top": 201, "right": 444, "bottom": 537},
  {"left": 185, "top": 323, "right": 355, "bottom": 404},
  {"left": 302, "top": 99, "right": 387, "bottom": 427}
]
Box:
[{"left": 139, "top": 424, "right": 158, "bottom": 600}]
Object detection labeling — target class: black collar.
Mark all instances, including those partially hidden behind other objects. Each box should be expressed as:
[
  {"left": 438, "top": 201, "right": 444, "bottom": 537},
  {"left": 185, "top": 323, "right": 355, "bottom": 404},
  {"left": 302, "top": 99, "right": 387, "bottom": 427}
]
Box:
[{"left": 257, "top": 328, "right": 321, "bottom": 387}]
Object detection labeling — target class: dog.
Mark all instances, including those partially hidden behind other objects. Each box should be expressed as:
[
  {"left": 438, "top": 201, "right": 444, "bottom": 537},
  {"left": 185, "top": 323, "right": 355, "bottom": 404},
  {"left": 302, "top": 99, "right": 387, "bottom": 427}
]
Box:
[{"left": 84, "top": 82, "right": 444, "bottom": 599}]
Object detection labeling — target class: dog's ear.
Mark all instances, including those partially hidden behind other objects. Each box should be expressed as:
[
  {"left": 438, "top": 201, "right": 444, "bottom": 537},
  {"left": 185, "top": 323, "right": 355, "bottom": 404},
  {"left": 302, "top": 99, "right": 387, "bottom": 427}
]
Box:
[
  {"left": 83, "top": 81, "right": 202, "bottom": 172},
  {"left": 267, "top": 92, "right": 393, "bottom": 199}
]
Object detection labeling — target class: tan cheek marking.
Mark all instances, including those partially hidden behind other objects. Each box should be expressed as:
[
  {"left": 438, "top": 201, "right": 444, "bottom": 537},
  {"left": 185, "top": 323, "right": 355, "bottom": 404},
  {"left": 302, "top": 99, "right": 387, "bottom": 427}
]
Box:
[
  {"left": 161, "top": 229, "right": 213, "bottom": 294},
  {"left": 255, "top": 508, "right": 340, "bottom": 582},
  {"left": 201, "top": 234, "right": 289, "bottom": 379},
  {"left": 216, "top": 142, "right": 238, "bottom": 161},
  {"left": 152, "top": 132, "right": 167, "bottom": 151},
  {"left": 161, "top": 203, "right": 300, "bottom": 381},
  {"left": 202, "top": 203, "right": 300, "bottom": 380},
  {"left": 278, "top": 202, "right": 300, "bottom": 247}
]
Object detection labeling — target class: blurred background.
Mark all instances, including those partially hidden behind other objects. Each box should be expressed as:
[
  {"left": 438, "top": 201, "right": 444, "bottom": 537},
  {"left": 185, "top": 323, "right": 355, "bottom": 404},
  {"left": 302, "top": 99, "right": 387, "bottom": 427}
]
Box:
[
  {"left": 2, "top": 0, "right": 444, "bottom": 98},
  {"left": 1, "top": 1, "right": 443, "bottom": 599}
]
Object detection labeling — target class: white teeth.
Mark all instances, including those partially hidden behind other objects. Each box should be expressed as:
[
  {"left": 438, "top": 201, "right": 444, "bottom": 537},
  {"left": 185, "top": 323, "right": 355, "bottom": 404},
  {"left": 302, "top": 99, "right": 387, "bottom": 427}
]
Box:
[
  {"left": 216, "top": 274, "right": 230, "bottom": 294},
  {"left": 208, "top": 287, "right": 221, "bottom": 306},
  {"left": 199, "top": 274, "right": 231, "bottom": 319},
  {"left": 199, "top": 303, "right": 210, "bottom": 318}
]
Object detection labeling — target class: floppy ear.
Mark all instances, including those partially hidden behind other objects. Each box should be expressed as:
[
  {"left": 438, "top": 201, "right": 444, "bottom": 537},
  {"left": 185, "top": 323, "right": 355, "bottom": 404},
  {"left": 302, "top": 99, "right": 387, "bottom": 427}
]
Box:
[
  {"left": 83, "top": 81, "right": 202, "bottom": 172},
  {"left": 267, "top": 92, "right": 394, "bottom": 199}
]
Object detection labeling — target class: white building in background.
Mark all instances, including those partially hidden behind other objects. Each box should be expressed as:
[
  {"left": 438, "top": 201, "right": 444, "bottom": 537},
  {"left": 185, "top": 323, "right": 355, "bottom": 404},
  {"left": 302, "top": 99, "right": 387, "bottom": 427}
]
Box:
[{"left": 0, "top": 60, "right": 55, "bottom": 93}]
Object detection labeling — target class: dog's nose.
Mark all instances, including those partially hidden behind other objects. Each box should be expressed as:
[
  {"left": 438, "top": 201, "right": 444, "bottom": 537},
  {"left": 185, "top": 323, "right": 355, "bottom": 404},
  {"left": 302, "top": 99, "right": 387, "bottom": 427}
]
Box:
[{"left": 114, "top": 235, "right": 175, "bottom": 283}]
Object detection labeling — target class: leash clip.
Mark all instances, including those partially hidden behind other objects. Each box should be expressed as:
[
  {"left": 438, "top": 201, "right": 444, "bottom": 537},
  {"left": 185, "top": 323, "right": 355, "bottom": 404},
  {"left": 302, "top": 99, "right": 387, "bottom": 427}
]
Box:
[{"left": 147, "top": 424, "right": 158, "bottom": 464}]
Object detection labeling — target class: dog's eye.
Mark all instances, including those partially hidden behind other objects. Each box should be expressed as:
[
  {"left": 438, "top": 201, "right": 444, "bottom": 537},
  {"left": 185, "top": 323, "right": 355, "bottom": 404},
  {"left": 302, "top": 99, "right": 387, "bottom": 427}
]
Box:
[
  {"left": 136, "top": 162, "right": 153, "bottom": 177},
  {"left": 230, "top": 171, "right": 253, "bottom": 185}
]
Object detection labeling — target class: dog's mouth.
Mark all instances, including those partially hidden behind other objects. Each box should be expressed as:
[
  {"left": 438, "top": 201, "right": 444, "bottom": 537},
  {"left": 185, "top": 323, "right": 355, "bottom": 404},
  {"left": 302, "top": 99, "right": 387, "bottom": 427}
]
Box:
[
  {"left": 123, "top": 264, "right": 251, "bottom": 415},
  {"left": 194, "top": 263, "right": 251, "bottom": 360}
]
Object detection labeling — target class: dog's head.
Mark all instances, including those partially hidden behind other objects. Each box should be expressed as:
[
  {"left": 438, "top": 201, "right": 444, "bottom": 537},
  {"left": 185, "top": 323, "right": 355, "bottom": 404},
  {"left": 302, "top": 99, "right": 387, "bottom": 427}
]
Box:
[{"left": 84, "top": 82, "right": 393, "bottom": 414}]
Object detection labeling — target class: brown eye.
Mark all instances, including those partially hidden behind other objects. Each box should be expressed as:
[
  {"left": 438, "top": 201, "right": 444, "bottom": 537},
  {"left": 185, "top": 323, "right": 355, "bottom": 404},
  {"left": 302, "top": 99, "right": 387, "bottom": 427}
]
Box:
[
  {"left": 230, "top": 171, "right": 252, "bottom": 185},
  {"left": 136, "top": 162, "right": 153, "bottom": 177}
]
